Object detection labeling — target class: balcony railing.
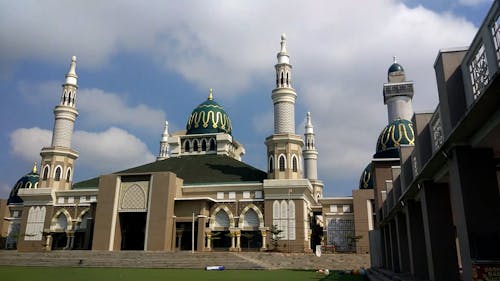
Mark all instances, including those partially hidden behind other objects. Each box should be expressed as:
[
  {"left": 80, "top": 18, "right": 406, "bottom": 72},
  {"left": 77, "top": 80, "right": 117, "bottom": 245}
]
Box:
[
  {"left": 463, "top": 1, "right": 500, "bottom": 105},
  {"left": 430, "top": 106, "right": 444, "bottom": 153}
]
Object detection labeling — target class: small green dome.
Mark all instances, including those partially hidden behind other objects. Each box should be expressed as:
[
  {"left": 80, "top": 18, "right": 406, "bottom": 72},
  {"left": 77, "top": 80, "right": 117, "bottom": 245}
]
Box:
[
  {"left": 8, "top": 164, "right": 39, "bottom": 204},
  {"left": 359, "top": 163, "right": 374, "bottom": 189},
  {"left": 186, "top": 91, "right": 232, "bottom": 135},
  {"left": 388, "top": 62, "right": 404, "bottom": 74},
  {"left": 374, "top": 119, "right": 415, "bottom": 158}
]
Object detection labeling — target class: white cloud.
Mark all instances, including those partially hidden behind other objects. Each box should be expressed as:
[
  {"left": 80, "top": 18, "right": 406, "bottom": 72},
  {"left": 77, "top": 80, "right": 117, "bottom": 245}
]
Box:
[
  {"left": 17, "top": 81, "right": 166, "bottom": 134},
  {"left": 10, "top": 127, "right": 155, "bottom": 177},
  {"left": 73, "top": 127, "right": 155, "bottom": 173},
  {"left": 9, "top": 127, "right": 51, "bottom": 161},
  {"left": 77, "top": 88, "right": 166, "bottom": 134}
]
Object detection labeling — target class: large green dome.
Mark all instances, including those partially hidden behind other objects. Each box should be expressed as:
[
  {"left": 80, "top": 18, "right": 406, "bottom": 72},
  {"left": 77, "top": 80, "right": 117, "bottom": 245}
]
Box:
[
  {"left": 8, "top": 164, "right": 39, "bottom": 204},
  {"left": 186, "top": 91, "right": 232, "bottom": 135},
  {"left": 374, "top": 119, "right": 415, "bottom": 158},
  {"left": 359, "top": 163, "right": 374, "bottom": 189}
]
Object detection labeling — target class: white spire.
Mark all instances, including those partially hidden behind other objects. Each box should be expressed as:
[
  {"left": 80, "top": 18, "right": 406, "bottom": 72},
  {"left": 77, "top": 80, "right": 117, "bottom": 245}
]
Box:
[
  {"left": 157, "top": 120, "right": 170, "bottom": 160},
  {"left": 303, "top": 112, "right": 318, "bottom": 180},
  {"left": 65, "top": 56, "right": 78, "bottom": 86},
  {"left": 277, "top": 33, "right": 290, "bottom": 64},
  {"left": 272, "top": 33, "right": 296, "bottom": 134},
  {"left": 161, "top": 121, "right": 169, "bottom": 141},
  {"left": 305, "top": 112, "right": 314, "bottom": 134}
]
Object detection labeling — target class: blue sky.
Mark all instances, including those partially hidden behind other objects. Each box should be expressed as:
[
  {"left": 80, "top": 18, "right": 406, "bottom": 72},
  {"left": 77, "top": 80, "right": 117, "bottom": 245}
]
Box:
[{"left": 0, "top": 0, "right": 493, "bottom": 198}]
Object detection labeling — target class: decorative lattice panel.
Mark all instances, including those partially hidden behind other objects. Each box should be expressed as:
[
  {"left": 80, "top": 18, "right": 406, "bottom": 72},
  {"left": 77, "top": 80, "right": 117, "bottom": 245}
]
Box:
[{"left": 121, "top": 184, "right": 146, "bottom": 211}]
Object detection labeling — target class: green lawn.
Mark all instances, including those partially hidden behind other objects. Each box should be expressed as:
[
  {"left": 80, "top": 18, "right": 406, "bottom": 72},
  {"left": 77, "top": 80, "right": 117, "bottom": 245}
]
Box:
[{"left": 0, "top": 266, "right": 365, "bottom": 281}]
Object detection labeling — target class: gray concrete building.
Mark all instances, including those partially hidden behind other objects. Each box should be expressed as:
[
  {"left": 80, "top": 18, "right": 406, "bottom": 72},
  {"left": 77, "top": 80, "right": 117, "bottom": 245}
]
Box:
[{"left": 369, "top": 1, "right": 500, "bottom": 280}]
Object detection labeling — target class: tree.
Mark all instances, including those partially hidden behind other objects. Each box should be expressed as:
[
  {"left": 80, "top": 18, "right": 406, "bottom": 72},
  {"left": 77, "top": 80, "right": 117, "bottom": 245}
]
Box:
[{"left": 268, "top": 224, "right": 283, "bottom": 251}]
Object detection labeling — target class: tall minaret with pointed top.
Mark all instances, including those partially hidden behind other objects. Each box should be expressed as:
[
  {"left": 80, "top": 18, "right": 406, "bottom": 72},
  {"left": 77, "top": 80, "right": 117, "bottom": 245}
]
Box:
[
  {"left": 39, "top": 56, "right": 79, "bottom": 191},
  {"left": 273, "top": 34, "right": 296, "bottom": 134},
  {"left": 303, "top": 112, "right": 323, "bottom": 200},
  {"left": 265, "top": 34, "right": 303, "bottom": 180},
  {"left": 383, "top": 56, "right": 414, "bottom": 123},
  {"left": 157, "top": 121, "right": 169, "bottom": 160},
  {"left": 303, "top": 112, "right": 318, "bottom": 180}
]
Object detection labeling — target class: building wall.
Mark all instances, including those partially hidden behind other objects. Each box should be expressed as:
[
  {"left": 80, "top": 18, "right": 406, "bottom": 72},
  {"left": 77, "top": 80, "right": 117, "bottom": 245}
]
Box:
[
  {"left": 17, "top": 205, "right": 54, "bottom": 252},
  {"left": 0, "top": 199, "right": 9, "bottom": 248},
  {"left": 92, "top": 174, "right": 120, "bottom": 250},
  {"left": 352, "top": 189, "right": 374, "bottom": 254},
  {"left": 146, "top": 172, "right": 177, "bottom": 251}
]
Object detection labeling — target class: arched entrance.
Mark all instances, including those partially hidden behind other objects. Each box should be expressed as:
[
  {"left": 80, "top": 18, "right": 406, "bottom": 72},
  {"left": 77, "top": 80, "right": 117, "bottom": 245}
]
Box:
[{"left": 239, "top": 206, "right": 264, "bottom": 251}]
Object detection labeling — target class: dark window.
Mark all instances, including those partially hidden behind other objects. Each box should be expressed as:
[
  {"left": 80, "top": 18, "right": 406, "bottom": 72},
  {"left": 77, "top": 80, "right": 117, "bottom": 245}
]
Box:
[
  {"left": 279, "top": 155, "right": 285, "bottom": 171},
  {"left": 54, "top": 167, "right": 62, "bottom": 181},
  {"left": 202, "top": 140, "right": 207, "bottom": 151},
  {"left": 209, "top": 139, "right": 216, "bottom": 151},
  {"left": 269, "top": 157, "right": 274, "bottom": 173},
  {"left": 66, "top": 169, "right": 71, "bottom": 182},
  {"left": 184, "top": 140, "right": 190, "bottom": 152},
  {"left": 193, "top": 140, "right": 199, "bottom": 151},
  {"left": 292, "top": 157, "right": 298, "bottom": 172},
  {"left": 42, "top": 166, "right": 49, "bottom": 180}
]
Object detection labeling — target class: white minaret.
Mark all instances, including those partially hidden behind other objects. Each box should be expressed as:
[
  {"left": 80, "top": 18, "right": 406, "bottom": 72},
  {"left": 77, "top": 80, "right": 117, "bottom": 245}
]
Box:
[
  {"left": 265, "top": 34, "right": 303, "bottom": 180},
  {"left": 383, "top": 57, "right": 414, "bottom": 123},
  {"left": 303, "top": 112, "right": 318, "bottom": 180},
  {"left": 157, "top": 120, "right": 169, "bottom": 160},
  {"left": 39, "top": 56, "right": 79, "bottom": 190},
  {"left": 272, "top": 34, "right": 297, "bottom": 134},
  {"left": 51, "top": 56, "right": 79, "bottom": 147}
]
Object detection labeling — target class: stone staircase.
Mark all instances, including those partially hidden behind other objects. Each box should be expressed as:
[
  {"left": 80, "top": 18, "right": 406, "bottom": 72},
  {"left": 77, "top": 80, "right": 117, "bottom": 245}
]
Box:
[
  {"left": 0, "top": 251, "right": 263, "bottom": 269},
  {"left": 0, "top": 250, "right": 370, "bottom": 270}
]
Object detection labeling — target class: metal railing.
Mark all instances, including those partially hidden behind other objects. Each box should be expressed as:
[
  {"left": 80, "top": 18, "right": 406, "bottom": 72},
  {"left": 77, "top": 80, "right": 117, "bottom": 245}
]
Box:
[{"left": 462, "top": 1, "right": 500, "bottom": 105}]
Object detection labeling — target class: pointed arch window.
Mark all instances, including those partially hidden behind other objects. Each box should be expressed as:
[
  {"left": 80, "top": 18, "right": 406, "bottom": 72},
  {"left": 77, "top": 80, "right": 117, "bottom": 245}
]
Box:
[
  {"left": 193, "top": 139, "right": 199, "bottom": 152},
  {"left": 66, "top": 168, "right": 71, "bottom": 182},
  {"left": 288, "top": 200, "right": 296, "bottom": 240},
  {"left": 202, "top": 139, "right": 207, "bottom": 151},
  {"left": 78, "top": 211, "right": 91, "bottom": 230},
  {"left": 280, "top": 201, "right": 288, "bottom": 239},
  {"left": 54, "top": 167, "right": 62, "bottom": 181},
  {"left": 292, "top": 156, "right": 298, "bottom": 172},
  {"left": 279, "top": 155, "right": 286, "bottom": 171},
  {"left": 184, "top": 140, "right": 190, "bottom": 152},
  {"left": 42, "top": 166, "right": 49, "bottom": 180},
  {"left": 242, "top": 209, "right": 259, "bottom": 228},
  {"left": 268, "top": 156, "right": 274, "bottom": 173},
  {"left": 25, "top": 206, "right": 45, "bottom": 241},
  {"left": 55, "top": 213, "right": 68, "bottom": 231},
  {"left": 214, "top": 210, "right": 230, "bottom": 228},
  {"left": 209, "top": 139, "right": 216, "bottom": 151}
]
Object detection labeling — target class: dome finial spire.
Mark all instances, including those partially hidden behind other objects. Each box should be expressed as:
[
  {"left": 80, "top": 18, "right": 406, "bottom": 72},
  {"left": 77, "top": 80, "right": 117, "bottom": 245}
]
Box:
[
  {"left": 280, "top": 33, "right": 287, "bottom": 53},
  {"left": 276, "top": 33, "right": 290, "bottom": 65},
  {"left": 393, "top": 56, "right": 397, "bottom": 64},
  {"left": 208, "top": 88, "right": 213, "bottom": 100},
  {"left": 32, "top": 162, "right": 37, "bottom": 173},
  {"left": 65, "top": 56, "right": 78, "bottom": 85}
]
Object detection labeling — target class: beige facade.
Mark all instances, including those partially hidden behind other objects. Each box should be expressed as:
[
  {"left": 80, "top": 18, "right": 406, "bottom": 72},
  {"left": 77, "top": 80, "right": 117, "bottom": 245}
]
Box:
[{"left": 3, "top": 35, "right": 373, "bottom": 256}]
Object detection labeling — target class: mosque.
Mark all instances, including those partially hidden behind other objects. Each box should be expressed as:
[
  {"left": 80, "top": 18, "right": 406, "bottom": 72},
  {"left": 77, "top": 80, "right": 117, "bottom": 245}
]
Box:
[{"left": 0, "top": 34, "right": 414, "bottom": 254}]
